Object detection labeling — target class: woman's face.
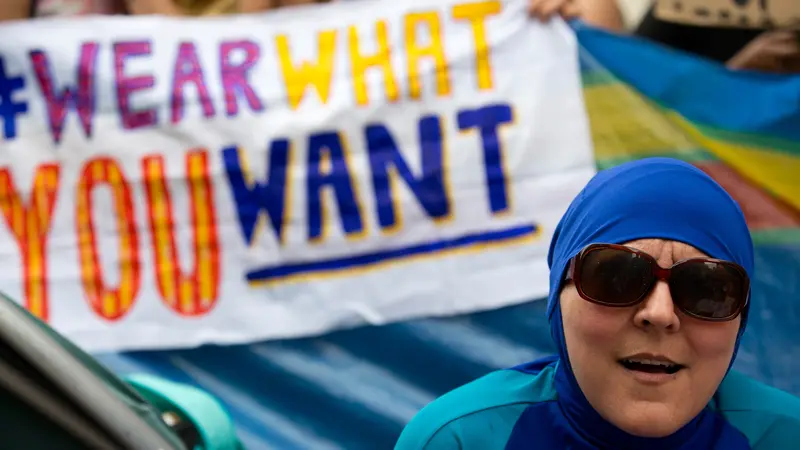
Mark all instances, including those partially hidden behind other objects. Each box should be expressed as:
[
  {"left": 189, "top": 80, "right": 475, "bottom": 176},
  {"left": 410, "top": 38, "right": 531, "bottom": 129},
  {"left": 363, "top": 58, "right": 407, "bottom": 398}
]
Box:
[{"left": 560, "top": 238, "right": 741, "bottom": 438}]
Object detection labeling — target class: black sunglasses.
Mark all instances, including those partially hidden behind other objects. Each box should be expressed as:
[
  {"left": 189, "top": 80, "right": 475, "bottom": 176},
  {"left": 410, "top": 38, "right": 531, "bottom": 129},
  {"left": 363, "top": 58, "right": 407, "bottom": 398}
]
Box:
[{"left": 564, "top": 243, "right": 750, "bottom": 322}]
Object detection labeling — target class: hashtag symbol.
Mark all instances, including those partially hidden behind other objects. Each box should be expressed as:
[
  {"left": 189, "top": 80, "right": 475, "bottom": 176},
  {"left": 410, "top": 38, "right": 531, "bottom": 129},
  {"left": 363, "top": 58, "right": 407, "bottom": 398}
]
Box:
[{"left": 0, "top": 57, "right": 29, "bottom": 140}]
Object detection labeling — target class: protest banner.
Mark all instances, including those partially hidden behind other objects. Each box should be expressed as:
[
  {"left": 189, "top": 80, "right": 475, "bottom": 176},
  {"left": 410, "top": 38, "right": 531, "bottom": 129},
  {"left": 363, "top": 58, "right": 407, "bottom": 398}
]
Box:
[{"left": 0, "top": 0, "right": 595, "bottom": 352}]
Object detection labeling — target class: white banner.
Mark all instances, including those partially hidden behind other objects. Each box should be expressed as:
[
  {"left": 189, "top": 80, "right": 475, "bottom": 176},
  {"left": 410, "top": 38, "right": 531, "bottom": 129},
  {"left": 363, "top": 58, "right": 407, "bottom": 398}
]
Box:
[{"left": 0, "top": 0, "right": 594, "bottom": 352}]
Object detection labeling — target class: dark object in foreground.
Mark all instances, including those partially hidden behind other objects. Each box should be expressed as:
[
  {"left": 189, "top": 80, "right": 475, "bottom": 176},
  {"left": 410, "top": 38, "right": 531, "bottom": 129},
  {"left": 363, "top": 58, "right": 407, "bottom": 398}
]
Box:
[{"left": 0, "top": 292, "right": 188, "bottom": 450}]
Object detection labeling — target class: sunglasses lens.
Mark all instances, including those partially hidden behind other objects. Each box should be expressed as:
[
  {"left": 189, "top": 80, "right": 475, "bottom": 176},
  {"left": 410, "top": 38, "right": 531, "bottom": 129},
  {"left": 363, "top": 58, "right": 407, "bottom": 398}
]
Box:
[
  {"left": 579, "top": 248, "right": 654, "bottom": 305},
  {"left": 669, "top": 261, "right": 747, "bottom": 320}
]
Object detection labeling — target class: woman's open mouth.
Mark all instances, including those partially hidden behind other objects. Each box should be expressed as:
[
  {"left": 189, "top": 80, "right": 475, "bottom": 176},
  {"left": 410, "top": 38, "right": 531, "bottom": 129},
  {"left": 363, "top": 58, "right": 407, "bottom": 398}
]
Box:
[{"left": 619, "top": 358, "right": 684, "bottom": 375}]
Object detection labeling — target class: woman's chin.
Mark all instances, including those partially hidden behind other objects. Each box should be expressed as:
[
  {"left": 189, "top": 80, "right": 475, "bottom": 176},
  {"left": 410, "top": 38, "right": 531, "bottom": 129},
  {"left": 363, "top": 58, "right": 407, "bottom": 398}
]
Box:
[
  {"left": 625, "top": 423, "right": 680, "bottom": 439},
  {"left": 610, "top": 406, "right": 686, "bottom": 438}
]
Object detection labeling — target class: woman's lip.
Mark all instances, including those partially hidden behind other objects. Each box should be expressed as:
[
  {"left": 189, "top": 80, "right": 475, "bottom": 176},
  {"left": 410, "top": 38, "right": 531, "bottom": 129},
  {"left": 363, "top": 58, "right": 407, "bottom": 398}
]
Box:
[
  {"left": 618, "top": 358, "right": 686, "bottom": 369},
  {"left": 619, "top": 353, "right": 681, "bottom": 365},
  {"left": 618, "top": 361, "right": 685, "bottom": 385}
]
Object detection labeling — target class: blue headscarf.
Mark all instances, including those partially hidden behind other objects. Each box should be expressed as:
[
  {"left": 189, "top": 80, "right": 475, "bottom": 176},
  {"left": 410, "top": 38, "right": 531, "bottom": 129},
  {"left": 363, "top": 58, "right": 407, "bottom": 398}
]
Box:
[{"left": 544, "top": 157, "right": 754, "bottom": 448}]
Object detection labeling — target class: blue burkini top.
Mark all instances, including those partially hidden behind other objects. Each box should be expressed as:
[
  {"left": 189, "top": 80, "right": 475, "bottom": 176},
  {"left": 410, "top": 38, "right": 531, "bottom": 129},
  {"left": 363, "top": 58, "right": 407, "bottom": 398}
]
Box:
[{"left": 395, "top": 158, "right": 800, "bottom": 449}]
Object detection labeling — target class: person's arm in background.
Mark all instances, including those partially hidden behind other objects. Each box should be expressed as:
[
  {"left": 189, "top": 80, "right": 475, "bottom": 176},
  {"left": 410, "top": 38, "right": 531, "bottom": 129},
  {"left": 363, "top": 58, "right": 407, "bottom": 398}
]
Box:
[
  {"left": 528, "top": 0, "right": 624, "bottom": 32},
  {"left": 239, "top": 0, "right": 272, "bottom": 12},
  {"left": 238, "top": 0, "right": 329, "bottom": 12},
  {"left": 727, "top": 30, "right": 800, "bottom": 73},
  {"left": 578, "top": 0, "right": 623, "bottom": 31},
  {"left": 125, "top": 0, "right": 182, "bottom": 15},
  {"left": 0, "top": 0, "right": 31, "bottom": 21}
]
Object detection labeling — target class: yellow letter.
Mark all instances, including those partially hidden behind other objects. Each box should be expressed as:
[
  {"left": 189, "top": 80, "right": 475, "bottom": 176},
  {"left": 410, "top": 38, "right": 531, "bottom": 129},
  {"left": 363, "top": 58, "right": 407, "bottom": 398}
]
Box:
[
  {"left": 348, "top": 21, "right": 400, "bottom": 106},
  {"left": 452, "top": 0, "right": 501, "bottom": 91},
  {"left": 275, "top": 30, "right": 337, "bottom": 110},
  {"left": 404, "top": 12, "right": 451, "bottom": 99}
]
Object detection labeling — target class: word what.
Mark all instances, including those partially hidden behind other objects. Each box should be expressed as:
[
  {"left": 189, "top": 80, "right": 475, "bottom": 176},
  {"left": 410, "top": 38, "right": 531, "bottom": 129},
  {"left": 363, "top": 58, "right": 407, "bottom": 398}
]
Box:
[{"left": 5, "top": 0, "right": 502, "bottom": 144}]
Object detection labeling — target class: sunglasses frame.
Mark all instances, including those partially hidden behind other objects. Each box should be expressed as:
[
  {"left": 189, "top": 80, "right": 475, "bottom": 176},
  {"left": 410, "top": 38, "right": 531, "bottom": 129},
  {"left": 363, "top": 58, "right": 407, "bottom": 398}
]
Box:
[{"left": 565, "top": 243, "right": 750, "bottom": 322}]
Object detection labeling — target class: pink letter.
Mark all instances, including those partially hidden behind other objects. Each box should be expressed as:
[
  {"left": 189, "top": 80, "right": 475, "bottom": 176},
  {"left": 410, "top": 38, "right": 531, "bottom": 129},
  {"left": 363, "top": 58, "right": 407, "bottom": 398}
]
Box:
[
  {"left": 171, "top": 42, "right": 215, "bottom": 124},
  {"left": 220, "top": 40, "right": 263, "bottom": 117},
  {"left": 114, "top": 41, "right": 157, "bottom": 130},
  {"left": 30, "top": 43, "right": 99, "bottom": 144}
]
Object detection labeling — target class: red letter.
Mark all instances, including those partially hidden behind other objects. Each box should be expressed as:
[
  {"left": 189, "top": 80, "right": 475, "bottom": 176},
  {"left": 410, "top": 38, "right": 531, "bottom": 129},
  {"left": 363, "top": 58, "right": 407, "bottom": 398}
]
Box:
[
  {"left": 30, "top": 43, "right": 99, "bottom": 144},
  {"left": 0, "top": 165, "right": 61, "bottom": 321},
  {"left": 142, "top": 150, "right": 220, "bottom": 316},
  {"left": 75, "top": 158, "right": 140, "bottom": 321}
]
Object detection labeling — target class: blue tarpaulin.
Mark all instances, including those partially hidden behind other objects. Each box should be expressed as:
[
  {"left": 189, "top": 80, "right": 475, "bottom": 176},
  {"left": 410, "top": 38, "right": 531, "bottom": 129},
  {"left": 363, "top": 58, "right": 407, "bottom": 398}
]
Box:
[
  {"left": 94, "top": 24, "right": 800, "bottom": 450},
  {"left": 95, "top": 240, "right": 800, "bottom": 449}
]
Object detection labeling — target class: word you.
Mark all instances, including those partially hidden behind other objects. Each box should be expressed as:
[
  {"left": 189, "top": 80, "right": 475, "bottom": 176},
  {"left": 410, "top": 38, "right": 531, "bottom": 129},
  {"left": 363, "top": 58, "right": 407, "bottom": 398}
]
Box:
[{"left": 1, "top": 103, "right": 515, "bottom": 323}]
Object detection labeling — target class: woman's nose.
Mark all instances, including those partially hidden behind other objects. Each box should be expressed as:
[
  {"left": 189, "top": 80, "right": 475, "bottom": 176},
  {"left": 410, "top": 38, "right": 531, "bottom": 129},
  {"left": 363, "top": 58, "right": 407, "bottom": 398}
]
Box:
[{"left": 632, "top": 281, "right": 681, "bottom": 332}]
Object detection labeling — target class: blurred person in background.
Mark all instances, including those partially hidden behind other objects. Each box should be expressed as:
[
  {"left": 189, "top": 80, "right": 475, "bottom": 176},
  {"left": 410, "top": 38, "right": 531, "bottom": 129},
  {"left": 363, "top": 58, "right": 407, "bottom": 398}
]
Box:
[
  {"left": 634, "top": 2, "right": 800, "bottom": 74},
  {"left": 530, "top": 0, "right": 800, "bottom": 74},
  {"left": 2, "top": 0, "right": 623, "bottom": 24},
  {"left": 636, "top": 8, "right": 800, "bottom": 74},
  {"left": 396, "top": 158, "right": 800, "bottom": 449},
  {"left": 0, "top": 0, "right": 321, "bottom": 19}
]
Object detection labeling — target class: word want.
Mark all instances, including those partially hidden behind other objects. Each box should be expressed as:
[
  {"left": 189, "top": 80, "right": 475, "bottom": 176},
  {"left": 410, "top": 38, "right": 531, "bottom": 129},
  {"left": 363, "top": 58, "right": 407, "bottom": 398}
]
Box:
[
  {"left": 0, "top": 104, "right": 514, "bottom": 323},
  {"left": 24, "top": 0, "right": 501, "bottom": 144}
]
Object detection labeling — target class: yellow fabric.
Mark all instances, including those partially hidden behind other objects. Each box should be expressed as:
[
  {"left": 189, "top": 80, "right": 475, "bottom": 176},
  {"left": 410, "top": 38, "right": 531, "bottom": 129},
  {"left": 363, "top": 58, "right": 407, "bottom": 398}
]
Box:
[
  {"left": 670, "top": 114, "right": 800, "bottom": 212},
  {"left": 583, "top": 80, "right": 800, "bottom": 214}
]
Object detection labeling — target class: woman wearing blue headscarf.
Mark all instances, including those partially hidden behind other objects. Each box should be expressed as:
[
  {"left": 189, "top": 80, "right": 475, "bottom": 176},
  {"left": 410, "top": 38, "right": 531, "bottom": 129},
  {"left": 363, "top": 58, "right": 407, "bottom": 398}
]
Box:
[{"left": 395, "top": 158, "right": 800, "bottom": 449}]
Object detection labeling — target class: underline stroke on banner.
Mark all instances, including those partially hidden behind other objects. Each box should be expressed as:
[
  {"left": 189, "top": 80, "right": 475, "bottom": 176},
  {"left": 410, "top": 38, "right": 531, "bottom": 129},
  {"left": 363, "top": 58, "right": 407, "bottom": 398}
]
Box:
[{"left": 246, "top": 223, "right": 541, "bottom": 285}]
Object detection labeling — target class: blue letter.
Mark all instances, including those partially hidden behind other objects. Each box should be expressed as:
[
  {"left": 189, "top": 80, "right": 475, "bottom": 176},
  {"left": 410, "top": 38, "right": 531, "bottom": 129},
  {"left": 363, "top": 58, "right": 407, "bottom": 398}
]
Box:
[
  {"left": 366, "top": 115, "right": 451, "bottom": 232},
  {"left": 457, "top": 103, "right": 513, "bottom": 215},
  {"left": 306, "top": 132, "right": 365, "bottom": 242},
  {"left": 222, "top": 141, "right": 291, "bottom": 246}
]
